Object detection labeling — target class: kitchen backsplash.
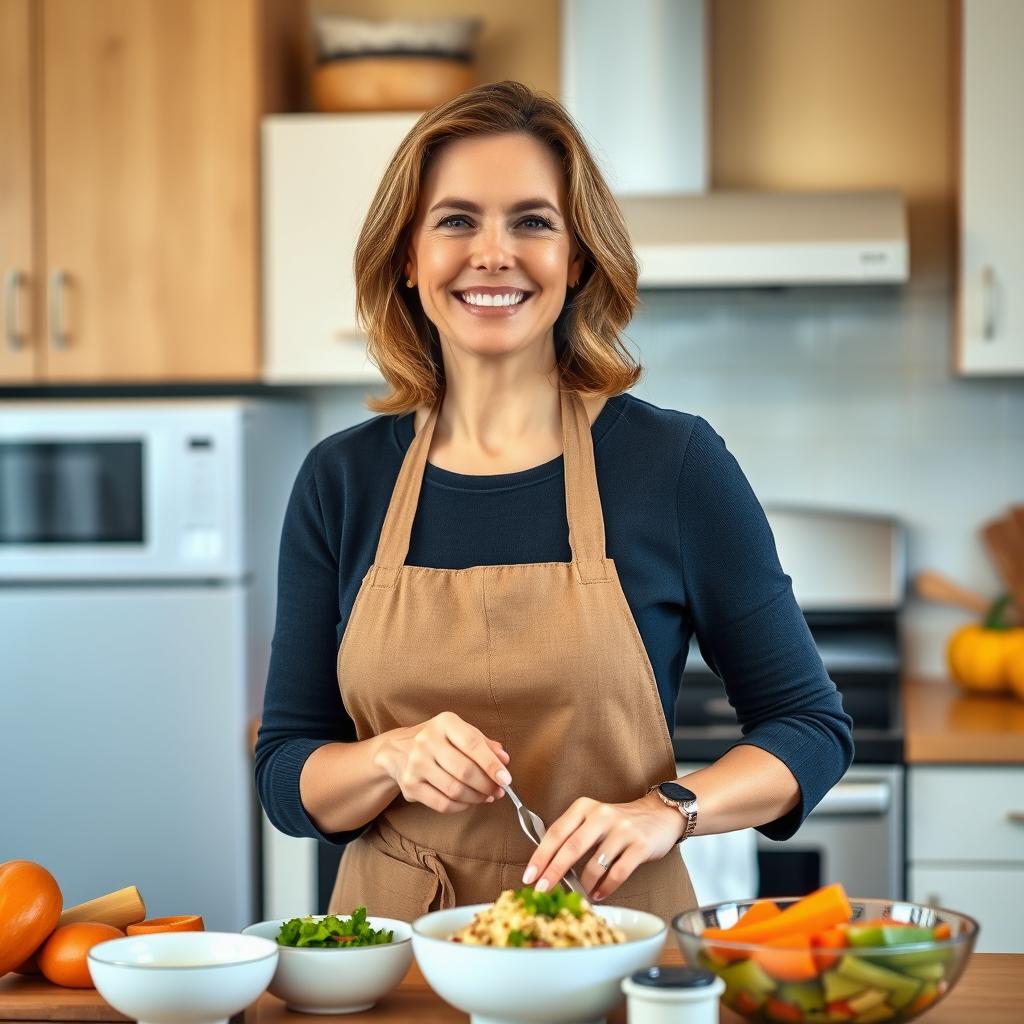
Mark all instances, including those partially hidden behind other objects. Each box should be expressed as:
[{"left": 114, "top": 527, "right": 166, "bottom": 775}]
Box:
[{"left": 303, "top": 282, "right": 1024, "bottom": 678}]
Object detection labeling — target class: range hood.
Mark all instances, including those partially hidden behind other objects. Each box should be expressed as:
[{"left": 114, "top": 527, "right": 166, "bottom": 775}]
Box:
[{"left": 561, "top": 0, "right": 909, "bottom": 288}]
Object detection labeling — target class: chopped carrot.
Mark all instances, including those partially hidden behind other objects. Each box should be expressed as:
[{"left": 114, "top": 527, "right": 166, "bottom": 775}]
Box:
[
  {"left": 709, "top": 883, "right": 853, "bottom": 946},
  {"left": 908, "top": 988, "right": 938, "bottom": 1014},
  {"left": 934, "top": 922, "right": 952, "bottom": 940},
  {"left": 811, "top": 925, "right": 849, "bottom": 970},
  {"left": 826, "top": 1000, "right": 855, "bottom": 1020},
  {"left": 733, "top": 990, "right": 762, "bottom": 1015},
  {"left": 763, "top": 994, "right": 804, "bottom": 1022},
  {"left": 734, "top": 900, "right": 782, "bottom": 928},
  {"left": 753, "top": 932, "right": 820, "bottom": 982}
]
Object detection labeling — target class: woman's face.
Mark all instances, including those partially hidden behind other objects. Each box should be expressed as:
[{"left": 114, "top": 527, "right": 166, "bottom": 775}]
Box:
[{"left": 405, "top": 131, "right": 584, "bottom": 363}]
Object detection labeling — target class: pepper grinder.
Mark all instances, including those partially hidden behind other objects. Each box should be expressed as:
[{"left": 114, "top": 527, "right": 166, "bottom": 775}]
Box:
[{"left": 621, "top": 965, "right": 725, "bottom": 1024}]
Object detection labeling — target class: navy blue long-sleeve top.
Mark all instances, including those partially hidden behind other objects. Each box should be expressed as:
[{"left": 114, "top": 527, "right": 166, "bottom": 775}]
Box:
[{"left": 255, "top": 392, "right": 854, "bottom": 848}]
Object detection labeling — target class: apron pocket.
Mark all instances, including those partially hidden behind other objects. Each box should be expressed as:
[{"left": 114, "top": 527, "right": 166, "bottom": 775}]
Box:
[{"left": 329, "top": 833, "right": 445, "bottom": 923}]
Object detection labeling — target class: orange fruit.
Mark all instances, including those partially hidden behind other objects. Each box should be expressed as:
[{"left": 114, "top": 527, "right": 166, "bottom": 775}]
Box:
[
  {"left": 38, "top": 922, "right": 123, "bottom": 988},
  {"left": 126, "top": 915, "right": 204, "bottom": 935}
]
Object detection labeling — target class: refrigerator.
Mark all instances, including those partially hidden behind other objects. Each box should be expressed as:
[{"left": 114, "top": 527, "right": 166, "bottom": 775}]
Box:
[{"left": 0, "top": 398, "right": 308, "bottom": 931}]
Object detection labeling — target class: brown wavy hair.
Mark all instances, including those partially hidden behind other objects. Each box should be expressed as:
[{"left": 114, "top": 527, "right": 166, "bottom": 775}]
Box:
[{"left": 354, "top": 80, "right": 643, "bottom": 415}]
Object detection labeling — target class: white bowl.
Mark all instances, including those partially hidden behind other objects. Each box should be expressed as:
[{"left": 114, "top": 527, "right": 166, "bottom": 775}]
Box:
[
  {"left": 412, "top": 903, "right": 667, "bottom": 1024},
  {"left": 241, "top": 915, "right": 413, "bottom": 1014},
  {"left": 87, "top": 932, "right": 278, "bottom": 1024}
]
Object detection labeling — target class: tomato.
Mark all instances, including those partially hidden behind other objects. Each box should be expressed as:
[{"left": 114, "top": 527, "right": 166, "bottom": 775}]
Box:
[{"left": 38, "top": 922, "right": 123, "bottom": 988}]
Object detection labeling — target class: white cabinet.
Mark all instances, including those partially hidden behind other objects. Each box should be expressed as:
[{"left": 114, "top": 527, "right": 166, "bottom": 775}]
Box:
[
  {"left": 261, "top": 114, "right": 419, "bottom": 383},
  {"left": 956, "top": 0, "right": 1024, "bottom": 374},
  {"left": 907, "top": 766, "right": 1024, "bottom": 952}
]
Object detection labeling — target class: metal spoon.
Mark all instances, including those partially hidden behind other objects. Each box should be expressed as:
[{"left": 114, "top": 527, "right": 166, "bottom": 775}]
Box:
[{"left": 503, "top": 784, "right": 588, "bottom": 898}]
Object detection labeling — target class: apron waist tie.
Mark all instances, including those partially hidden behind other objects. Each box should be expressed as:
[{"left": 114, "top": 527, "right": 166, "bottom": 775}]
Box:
[{"left": 374, "top": 817, "right": 457, "bottom": 911}]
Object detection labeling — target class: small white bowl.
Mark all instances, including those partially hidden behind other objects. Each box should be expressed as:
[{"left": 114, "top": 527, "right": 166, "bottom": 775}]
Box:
[
  {"left": 412, "top": 903, "right": 667, "bottom": 1024},
  {"left": 87, "top": 932, "right": 278, "bottom": 1024},
  {"left": 241, "top": 915, "right": 413, "bottom": 1014}
]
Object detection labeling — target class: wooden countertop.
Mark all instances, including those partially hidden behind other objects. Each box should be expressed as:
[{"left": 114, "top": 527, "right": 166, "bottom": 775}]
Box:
[
  {"left": 244, "top": 945, "right": 1023, "bottom": 1024},
  {"left": 903, "top": 676, "right": 1024, "bottom": 764},
  {"left": 4, "top": 945, "right": 1020, "bottom": 1023}
]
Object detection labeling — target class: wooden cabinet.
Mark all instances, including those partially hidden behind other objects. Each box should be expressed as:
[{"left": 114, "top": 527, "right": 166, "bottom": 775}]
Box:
[
  {"left": 262, "top": 114, "right": 418, "bottom": 383},
  {"left": 908, "top": 766, "right": 1024, "bottom": 952},
  {"left": 0, "top": 0, "right": 305, "bottom": 385},
  {"left": 956, "top": 0, "right": 1024, "bottom": 374}
]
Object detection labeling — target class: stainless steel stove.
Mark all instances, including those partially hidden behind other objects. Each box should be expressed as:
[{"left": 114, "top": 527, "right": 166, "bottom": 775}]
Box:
[{"left": 674, "top": 506, "right": 907, "bottom": 900}]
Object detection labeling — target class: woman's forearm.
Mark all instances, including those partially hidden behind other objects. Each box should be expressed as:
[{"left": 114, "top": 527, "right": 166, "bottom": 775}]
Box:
[
  {"left": 298, "top": 730, "right": 404, "bottom": 835},
  {"left": 678, "top": 744, "right": 801, "bottom": 836}
]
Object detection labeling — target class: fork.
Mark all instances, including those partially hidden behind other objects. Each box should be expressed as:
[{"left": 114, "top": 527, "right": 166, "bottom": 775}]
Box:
[{"left": 503, "top": 784, "right": 588, "bottom": 898}]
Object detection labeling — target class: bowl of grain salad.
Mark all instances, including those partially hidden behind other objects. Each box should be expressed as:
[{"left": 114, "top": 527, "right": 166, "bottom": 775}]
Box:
[{"left": 411, "top": 885, "right": 667, "bottom": 1023}]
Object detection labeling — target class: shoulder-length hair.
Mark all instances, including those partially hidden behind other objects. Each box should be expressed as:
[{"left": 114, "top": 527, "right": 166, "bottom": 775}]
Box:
[{"left": 354, "top": 80, "right": 643, "bottom": 414}]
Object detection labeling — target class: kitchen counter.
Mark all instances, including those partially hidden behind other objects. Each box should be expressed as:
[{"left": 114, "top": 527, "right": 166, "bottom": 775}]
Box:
[
  {"left": 3, "top": 946, "right": 1019, "bottom": 1022},
  {"left": 242, "top": 944, "right": 1023, "bottom": 1024},
  {"left": 903, "top": 676, "right": 1024, "bottom": 763}
]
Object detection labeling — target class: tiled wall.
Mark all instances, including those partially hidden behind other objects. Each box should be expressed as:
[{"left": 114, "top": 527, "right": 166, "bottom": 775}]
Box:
[{"left": 305, "top": 282, "right": 1024, "bottom": 677}]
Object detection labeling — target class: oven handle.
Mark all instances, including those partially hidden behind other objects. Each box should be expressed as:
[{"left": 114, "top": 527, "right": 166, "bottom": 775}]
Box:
[{"left": 809, "top": 781, "right": 890, "bottom": 817}]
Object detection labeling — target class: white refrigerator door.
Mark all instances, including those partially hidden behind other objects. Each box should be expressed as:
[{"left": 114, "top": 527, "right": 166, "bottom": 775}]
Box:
[{"left": 0, "top": 584, "right": 257, "bottom": 932}]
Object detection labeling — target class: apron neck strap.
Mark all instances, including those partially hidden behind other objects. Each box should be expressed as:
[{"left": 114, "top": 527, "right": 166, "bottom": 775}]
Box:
[{"left": 372, "top": 388, "right": 609, "bottom": 580}]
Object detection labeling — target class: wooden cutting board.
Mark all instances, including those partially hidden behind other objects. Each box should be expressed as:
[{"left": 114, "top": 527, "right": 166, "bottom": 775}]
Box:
[{"left": 0, "top": 975, "right": 130, "bottom": 1022}]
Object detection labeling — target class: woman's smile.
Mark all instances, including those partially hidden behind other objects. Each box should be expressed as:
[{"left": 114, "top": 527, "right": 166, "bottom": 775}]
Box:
[{"left": 451, "top": 285, "right": 535, "bottom": 318}]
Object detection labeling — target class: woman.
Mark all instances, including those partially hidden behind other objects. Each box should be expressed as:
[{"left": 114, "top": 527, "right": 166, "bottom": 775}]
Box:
[{"left": 255, "top": 81, "right": 853, "bottom": 920}]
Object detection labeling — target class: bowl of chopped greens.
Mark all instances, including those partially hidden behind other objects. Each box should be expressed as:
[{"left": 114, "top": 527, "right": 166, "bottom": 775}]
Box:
[
  {"left": 242, "top": 907, "right": 412, "bottom": 1013},
  {"left": 411, "top": 885, "right": 666, "bottom": 1023}
]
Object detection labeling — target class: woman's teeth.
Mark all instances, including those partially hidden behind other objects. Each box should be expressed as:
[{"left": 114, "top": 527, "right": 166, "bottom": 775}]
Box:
[{"left": 459, "top": 291, "right": 526, "bottom": 307}]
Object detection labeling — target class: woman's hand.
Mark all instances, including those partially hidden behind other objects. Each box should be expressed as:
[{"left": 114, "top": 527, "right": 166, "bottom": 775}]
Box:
[
  {"left": 374, "top": 711, "right": 512, "bottom": 814},
  {"left": 522, "top": 792, "right": 684, "bottom": 901}
]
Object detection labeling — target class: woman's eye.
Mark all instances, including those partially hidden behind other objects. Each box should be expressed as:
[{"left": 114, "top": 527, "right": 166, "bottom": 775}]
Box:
[{"left": 435, "top": 215, "right": 554, "bottom": 230}]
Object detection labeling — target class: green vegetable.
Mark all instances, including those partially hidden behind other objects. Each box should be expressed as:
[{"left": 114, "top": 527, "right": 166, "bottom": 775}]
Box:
[
  {"left": 507, "top": 929, "right": 527, "bottom": 947},
  {"left": 855, "top": 1005, "right": 896, "bottom": 1023},
  {"left": 719, "top": 958, "right": 777, "bottom": 1008},
  {"left": 902, "top": 961, "right": 946, "bottom": 982},
  {"left": 275, "top": 908, "right": 393, "bottom": 948},
  {"left": 777, "top": 980, "right": 825, "bottom": 1012},
  {"left": 836, "top": 956, "right": 920, "bottom": 1009},
  {"left": 513, "top": 884, "right": 584, "bottom": 918},
  {"left": 822, "top": 968, "right": 866, "bottom": 1002}
]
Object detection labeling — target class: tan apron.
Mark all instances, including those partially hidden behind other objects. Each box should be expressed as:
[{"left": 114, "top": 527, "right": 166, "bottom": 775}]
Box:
[{"left": 328, "top": 387, "right": 696, "bottom": 923}]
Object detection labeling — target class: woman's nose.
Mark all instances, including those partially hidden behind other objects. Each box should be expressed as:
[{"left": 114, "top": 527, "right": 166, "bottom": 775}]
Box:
[{"left": 470, "top": 223, "right": 514, "bottom": 271}]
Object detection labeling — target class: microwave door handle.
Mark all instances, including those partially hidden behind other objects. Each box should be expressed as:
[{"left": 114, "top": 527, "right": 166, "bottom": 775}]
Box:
[{"left": 810, "top": 781, "right": 890, "bottom": 817}]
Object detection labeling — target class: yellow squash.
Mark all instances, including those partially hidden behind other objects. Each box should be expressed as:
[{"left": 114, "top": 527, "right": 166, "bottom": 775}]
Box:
[{"left": 947, "top": 596, "right": 1024, "bottom": 694}]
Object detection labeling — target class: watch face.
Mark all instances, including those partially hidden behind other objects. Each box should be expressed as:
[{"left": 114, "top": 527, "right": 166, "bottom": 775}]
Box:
[{"left": 659, "top": 782, "right": 697, "bottom": 804}]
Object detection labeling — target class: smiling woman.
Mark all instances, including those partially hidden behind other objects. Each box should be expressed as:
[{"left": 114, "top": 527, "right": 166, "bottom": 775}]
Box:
[{"left": 254, "top": 81, "right": 853, "bottom": 924}]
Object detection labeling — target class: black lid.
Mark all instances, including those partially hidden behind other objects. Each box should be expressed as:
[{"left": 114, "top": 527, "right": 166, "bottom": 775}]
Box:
[{"left": 629, "top": 966, "right": 716, "bottom": 989}]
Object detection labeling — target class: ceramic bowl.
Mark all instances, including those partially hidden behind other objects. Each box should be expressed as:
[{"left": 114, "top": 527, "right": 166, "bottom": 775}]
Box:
[
  {"left": 672, "top": 897, "right": 979, "bottom": 1023},
  {"left": 87, "top": 932, "right": 278, "bottom": 1024},
  {"left": 411, "top": 903, "right": 667, "bottom": 1024},
  {"left": 241, "top": 915, "right": 413, "bottom": 1013}
]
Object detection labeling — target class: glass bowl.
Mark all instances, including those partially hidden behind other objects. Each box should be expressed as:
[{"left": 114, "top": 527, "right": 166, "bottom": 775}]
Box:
[{"left": 672, "top": 897, "right": 978, "bottom": 1023}]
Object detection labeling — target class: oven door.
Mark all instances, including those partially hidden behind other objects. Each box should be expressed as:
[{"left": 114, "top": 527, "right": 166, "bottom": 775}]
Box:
[{"left": 676, "top": 763, "right": 904, "bottom": 902}]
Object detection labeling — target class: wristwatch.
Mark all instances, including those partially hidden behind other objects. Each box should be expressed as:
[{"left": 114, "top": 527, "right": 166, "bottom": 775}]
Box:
[{"left": 649, "top": 781, "right": 699, "bottom": 842}]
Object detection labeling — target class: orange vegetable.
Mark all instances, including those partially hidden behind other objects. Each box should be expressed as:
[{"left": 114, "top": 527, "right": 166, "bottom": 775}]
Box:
[
  {"left": 38, "top": 922, "right": 123, "bottom": 989},
  {"left": 811, "top": 925, "right": 848, "bottom": 970},
  {"left": 753, "top": 932, "right": 820, "bottom": 982},
  {"left": 934, "top": 922, "right": 951, "bottom": 940},
  {"left": 826, "top": 1001, "right": 855, "bottom": 1020},
  {"left": 734, "top": 990, "right": 762, "bottom": 1015},
  {"left": 126, "top": 915, "right": 204, "bottom": 935},
  {"left": 706, "top": 883, "right": 853, "bottom": 946},
  {"left": 764, "top": 993, "right": 804, "bottom": 1022},
  {"left": 908, "top": 988, "right": 939, "bottom": 1014},
  {"left": 735, "top": 900, "right": 781, "bottom": 928},
  {"left": 0, "top": 861, "right": 63, "bottom": 977}
]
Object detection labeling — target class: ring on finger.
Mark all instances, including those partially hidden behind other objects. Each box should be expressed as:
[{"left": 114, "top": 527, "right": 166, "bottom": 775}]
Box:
[{"left": 596, "top": 852, "right": 611, "bottom": 871}]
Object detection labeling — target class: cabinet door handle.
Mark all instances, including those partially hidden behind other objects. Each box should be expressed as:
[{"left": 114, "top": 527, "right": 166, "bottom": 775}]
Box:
[
  {"left": 1008, "top": 811, "right": 1024, "bottom": 825},
  {"left": 4, "top": 270, "right": 28, "bottom": 350},
  {"left": 49, "top": 269, "right": 70, "bottom": 350},
  {"left": 981, "top": 264, "right": 996, "bottom": 341}
]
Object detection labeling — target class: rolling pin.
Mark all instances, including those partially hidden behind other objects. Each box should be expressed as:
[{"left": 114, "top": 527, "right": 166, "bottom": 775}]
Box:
[
  {"left": 59, "top": 885, "right": 146, "bottom": 929},
  {"left": 914, "top": 568, "right": 1020, "bottom": 624}
]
